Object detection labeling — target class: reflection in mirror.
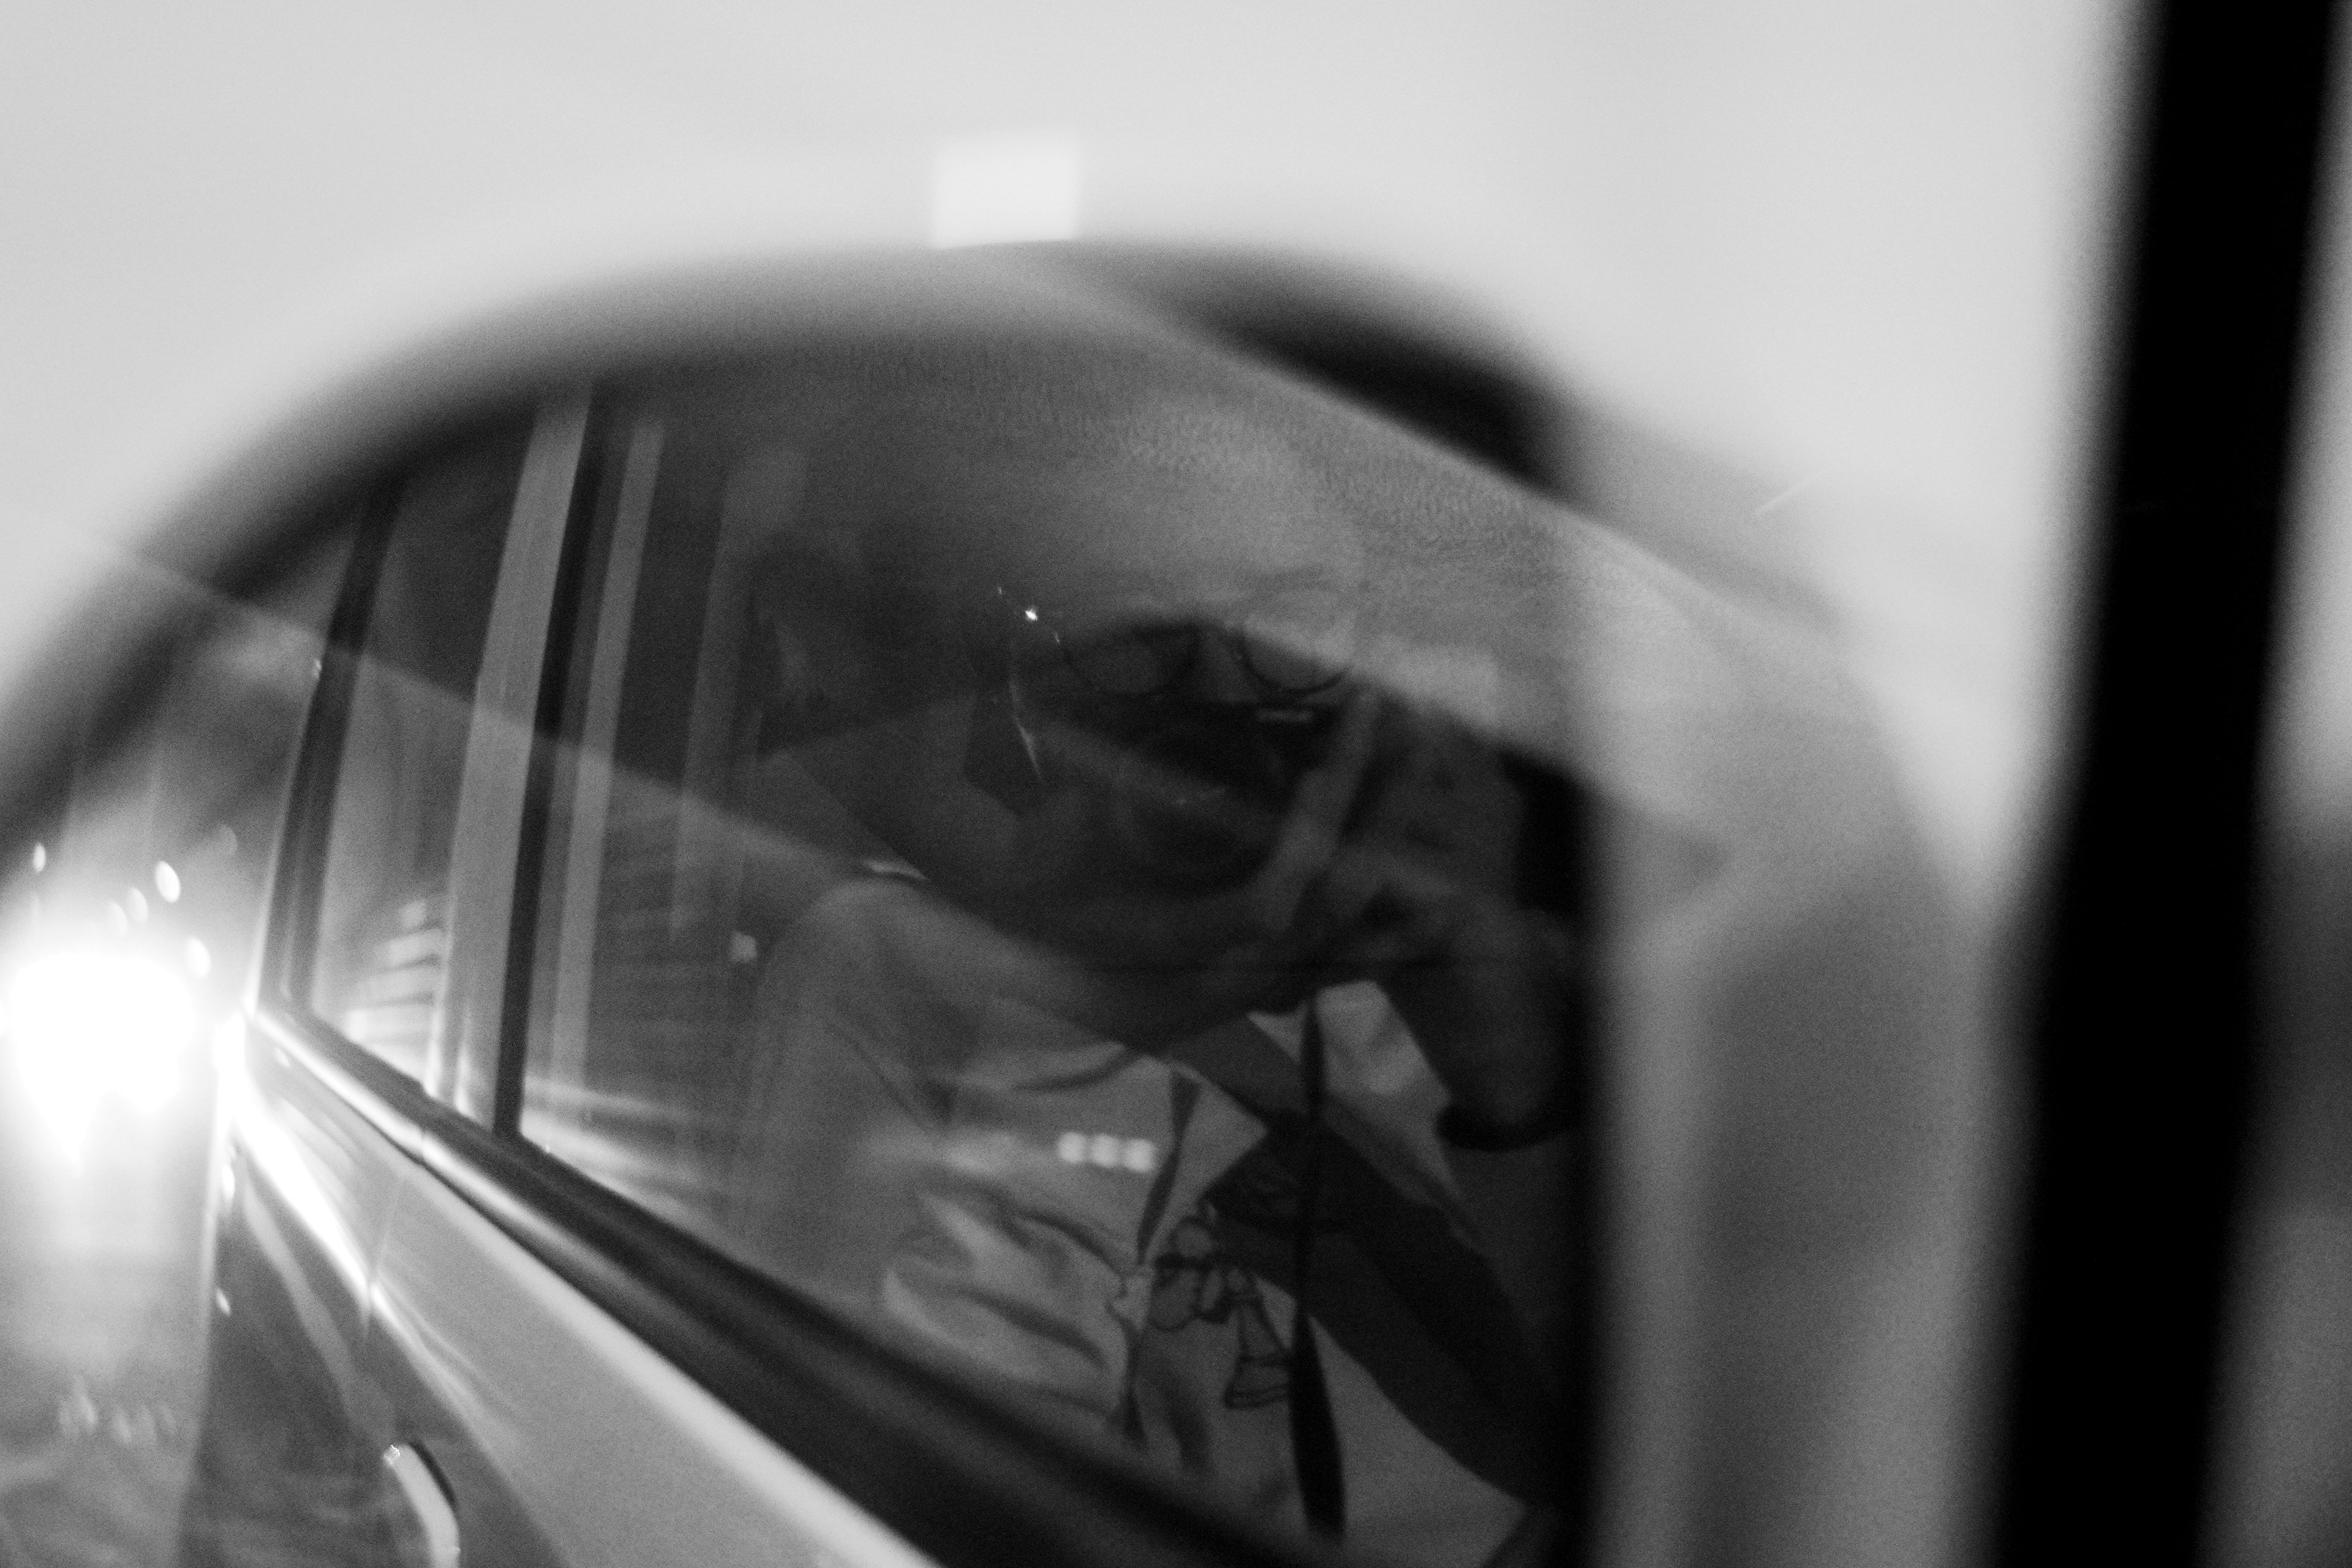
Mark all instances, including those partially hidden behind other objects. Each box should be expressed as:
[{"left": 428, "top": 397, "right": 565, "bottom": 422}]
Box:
[
  {"left": 513, "top": 324, "right": 1586, "bottom": 1560},
  {"left": 496, "top": 279, "right": 1958, "bottom": 1568}
]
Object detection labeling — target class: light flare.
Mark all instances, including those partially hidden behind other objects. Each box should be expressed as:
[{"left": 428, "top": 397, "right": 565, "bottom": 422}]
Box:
[{"left": 7, "top": 949, "right": 199, "bottom": 1157}]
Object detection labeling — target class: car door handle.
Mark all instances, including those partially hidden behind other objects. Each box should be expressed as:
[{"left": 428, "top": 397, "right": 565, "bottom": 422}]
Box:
[{"left": 382, "top": 1442, "right": 462, "bottom": 1568}]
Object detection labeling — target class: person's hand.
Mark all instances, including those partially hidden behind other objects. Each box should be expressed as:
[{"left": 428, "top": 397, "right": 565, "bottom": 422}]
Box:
[
  {"left": 977, "top": 685, "right": 1575, "bottom": 1129},
  {"left": 1303, "top": 701, "right": 1575, "bottom": 1127}
]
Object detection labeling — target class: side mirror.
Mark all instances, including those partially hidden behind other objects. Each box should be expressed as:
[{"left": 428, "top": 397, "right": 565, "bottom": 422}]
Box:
[{"left": 1, "top": 245, "right": 1960, "bottom": 1568}]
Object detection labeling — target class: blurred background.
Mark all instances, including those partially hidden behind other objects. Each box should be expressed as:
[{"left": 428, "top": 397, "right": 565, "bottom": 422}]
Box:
[
  {"left": 0, "top": 1, "right": 2150, "bottom": 1562},
  {"left": 1, "top": 0, "right": 2138, "bottom": 916}
]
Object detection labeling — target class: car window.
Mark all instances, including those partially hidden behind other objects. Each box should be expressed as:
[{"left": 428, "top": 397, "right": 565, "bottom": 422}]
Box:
[
  {"left": 306, "top": 419, "right": 533, "bottom": 1082},
  {"left": 509, "top": 335, "right": 1585, "bottom": 1559}
]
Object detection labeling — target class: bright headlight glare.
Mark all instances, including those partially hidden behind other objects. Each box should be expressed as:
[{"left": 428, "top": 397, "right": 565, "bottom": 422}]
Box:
[
  {"left": 8, "top": 951, "right": 198, "bottom": 1155},
  {"left": 213, "top": 1012, "right": 247, "bottom": 1080}
]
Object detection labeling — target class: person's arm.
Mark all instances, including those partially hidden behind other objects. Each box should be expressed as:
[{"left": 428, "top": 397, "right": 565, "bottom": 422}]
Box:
[{"left": 1306, "top": 703, "right": 1581, "bottom": 1370}]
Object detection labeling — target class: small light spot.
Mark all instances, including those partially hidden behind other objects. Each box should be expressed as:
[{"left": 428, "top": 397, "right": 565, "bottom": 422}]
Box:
[
  {"left": 1055, "top": 1131, "right": 1088, "bottom": 1164},
  {"left": 56, "top": 1379, "right": 97, "bottom": 1441},
  {"left": 154, "top": 862, "right": 180, "bottom": 902},
  {"left": 111, "top": 1406, "right": 159, "bottom": 1449},
  {"left": 30, "top": 843, "right": 46, "bottom": 874},
  {"left": 104, "top": 903, "right": 128, "bottom": 937},
  {"left": 214, "top": 1289, "right": 231, "bottom": 1317},
  {"left": 1121, "top": 1139, "right": 1158, "bottom": 1174},
  {"left": 729, "top": 931, "right": 760, "bottom": 965},
  {"left": 126, "top": 889, "right": 148, "bottom": 924},
  {"left": 184, "top": 940, "right": 211, "bottom": 979},
  {"left": 1023, "top": 608, "right": 1039, "bottom": 622},
  {"left": 1088, "top": 1133, "right": 1123, "bottom": 1169}
]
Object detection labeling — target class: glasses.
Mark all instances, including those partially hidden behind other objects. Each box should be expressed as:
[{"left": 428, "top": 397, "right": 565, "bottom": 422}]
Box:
[{"left": 1000, "top": 584, "right": 1359, "bottom": 698}]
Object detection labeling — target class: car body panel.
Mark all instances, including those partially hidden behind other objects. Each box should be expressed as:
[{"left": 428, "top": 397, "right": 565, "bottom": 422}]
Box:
[
  {"left": 181, "top": 1009, "right": 409, "bottom": 1565},
  {"left": 367, "top": 1138, "right": 934, "bottom": 1568}
]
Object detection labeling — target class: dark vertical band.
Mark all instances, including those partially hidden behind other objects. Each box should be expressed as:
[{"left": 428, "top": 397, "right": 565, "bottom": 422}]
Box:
[
  {"left": 1288, "top": 1000, "right": 1346, "bottom": 1536},
  {"left": 1996, "top": 4, "right": 2342, "bottom": 1563}
]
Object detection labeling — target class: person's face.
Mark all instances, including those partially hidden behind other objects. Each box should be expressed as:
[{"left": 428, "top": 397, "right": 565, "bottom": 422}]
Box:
[
  {"left": 995, "top": 405, "right": 1368, "bottom": 711},
  {"left": 831, "top": 400, "right": 1368, "bottom": 914}
]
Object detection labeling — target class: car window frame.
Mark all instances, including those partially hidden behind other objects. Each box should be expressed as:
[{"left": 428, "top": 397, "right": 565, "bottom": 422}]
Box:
[{"left": 434, "top": 396, "right": 592, "bottom": 1121}]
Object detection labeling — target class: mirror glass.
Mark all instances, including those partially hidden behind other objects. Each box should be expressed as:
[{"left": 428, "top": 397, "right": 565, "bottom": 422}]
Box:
[
  {"left": 501, "top": 319, "right": 1593, "bottom": 1555},
  {"left": 1, "top": 260, "right": 1961, "bottom": 1568}
]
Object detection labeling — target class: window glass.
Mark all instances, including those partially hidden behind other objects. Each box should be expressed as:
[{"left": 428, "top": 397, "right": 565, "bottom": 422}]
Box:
[
  {"left": 516, "top": 337, "right": 1585, "bottom": 1562},
  {"left": 307, "top": 422, "right": 529, "bottom": 1080}
]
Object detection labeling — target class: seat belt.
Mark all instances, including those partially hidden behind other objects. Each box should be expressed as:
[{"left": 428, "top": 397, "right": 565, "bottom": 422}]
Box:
[{"left": 1166, "top": 1008, "right": 1566, "bottom": 1517}]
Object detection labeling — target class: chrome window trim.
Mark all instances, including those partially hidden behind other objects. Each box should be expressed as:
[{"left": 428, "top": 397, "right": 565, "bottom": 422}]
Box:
[
  {"left": 433, "top": 396, "right": 592, "bottom": 1119},
  {"left": 249, "top": 1003, "right": 431, "bottom": 1167},
  {"left": 540, "top": 415, "right": 664, "bottom": 1102}
]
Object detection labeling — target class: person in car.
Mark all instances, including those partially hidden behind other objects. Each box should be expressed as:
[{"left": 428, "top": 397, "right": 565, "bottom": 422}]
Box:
[{"left": 724, "top": 342, "right": 1577, "bottom": 1567}]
